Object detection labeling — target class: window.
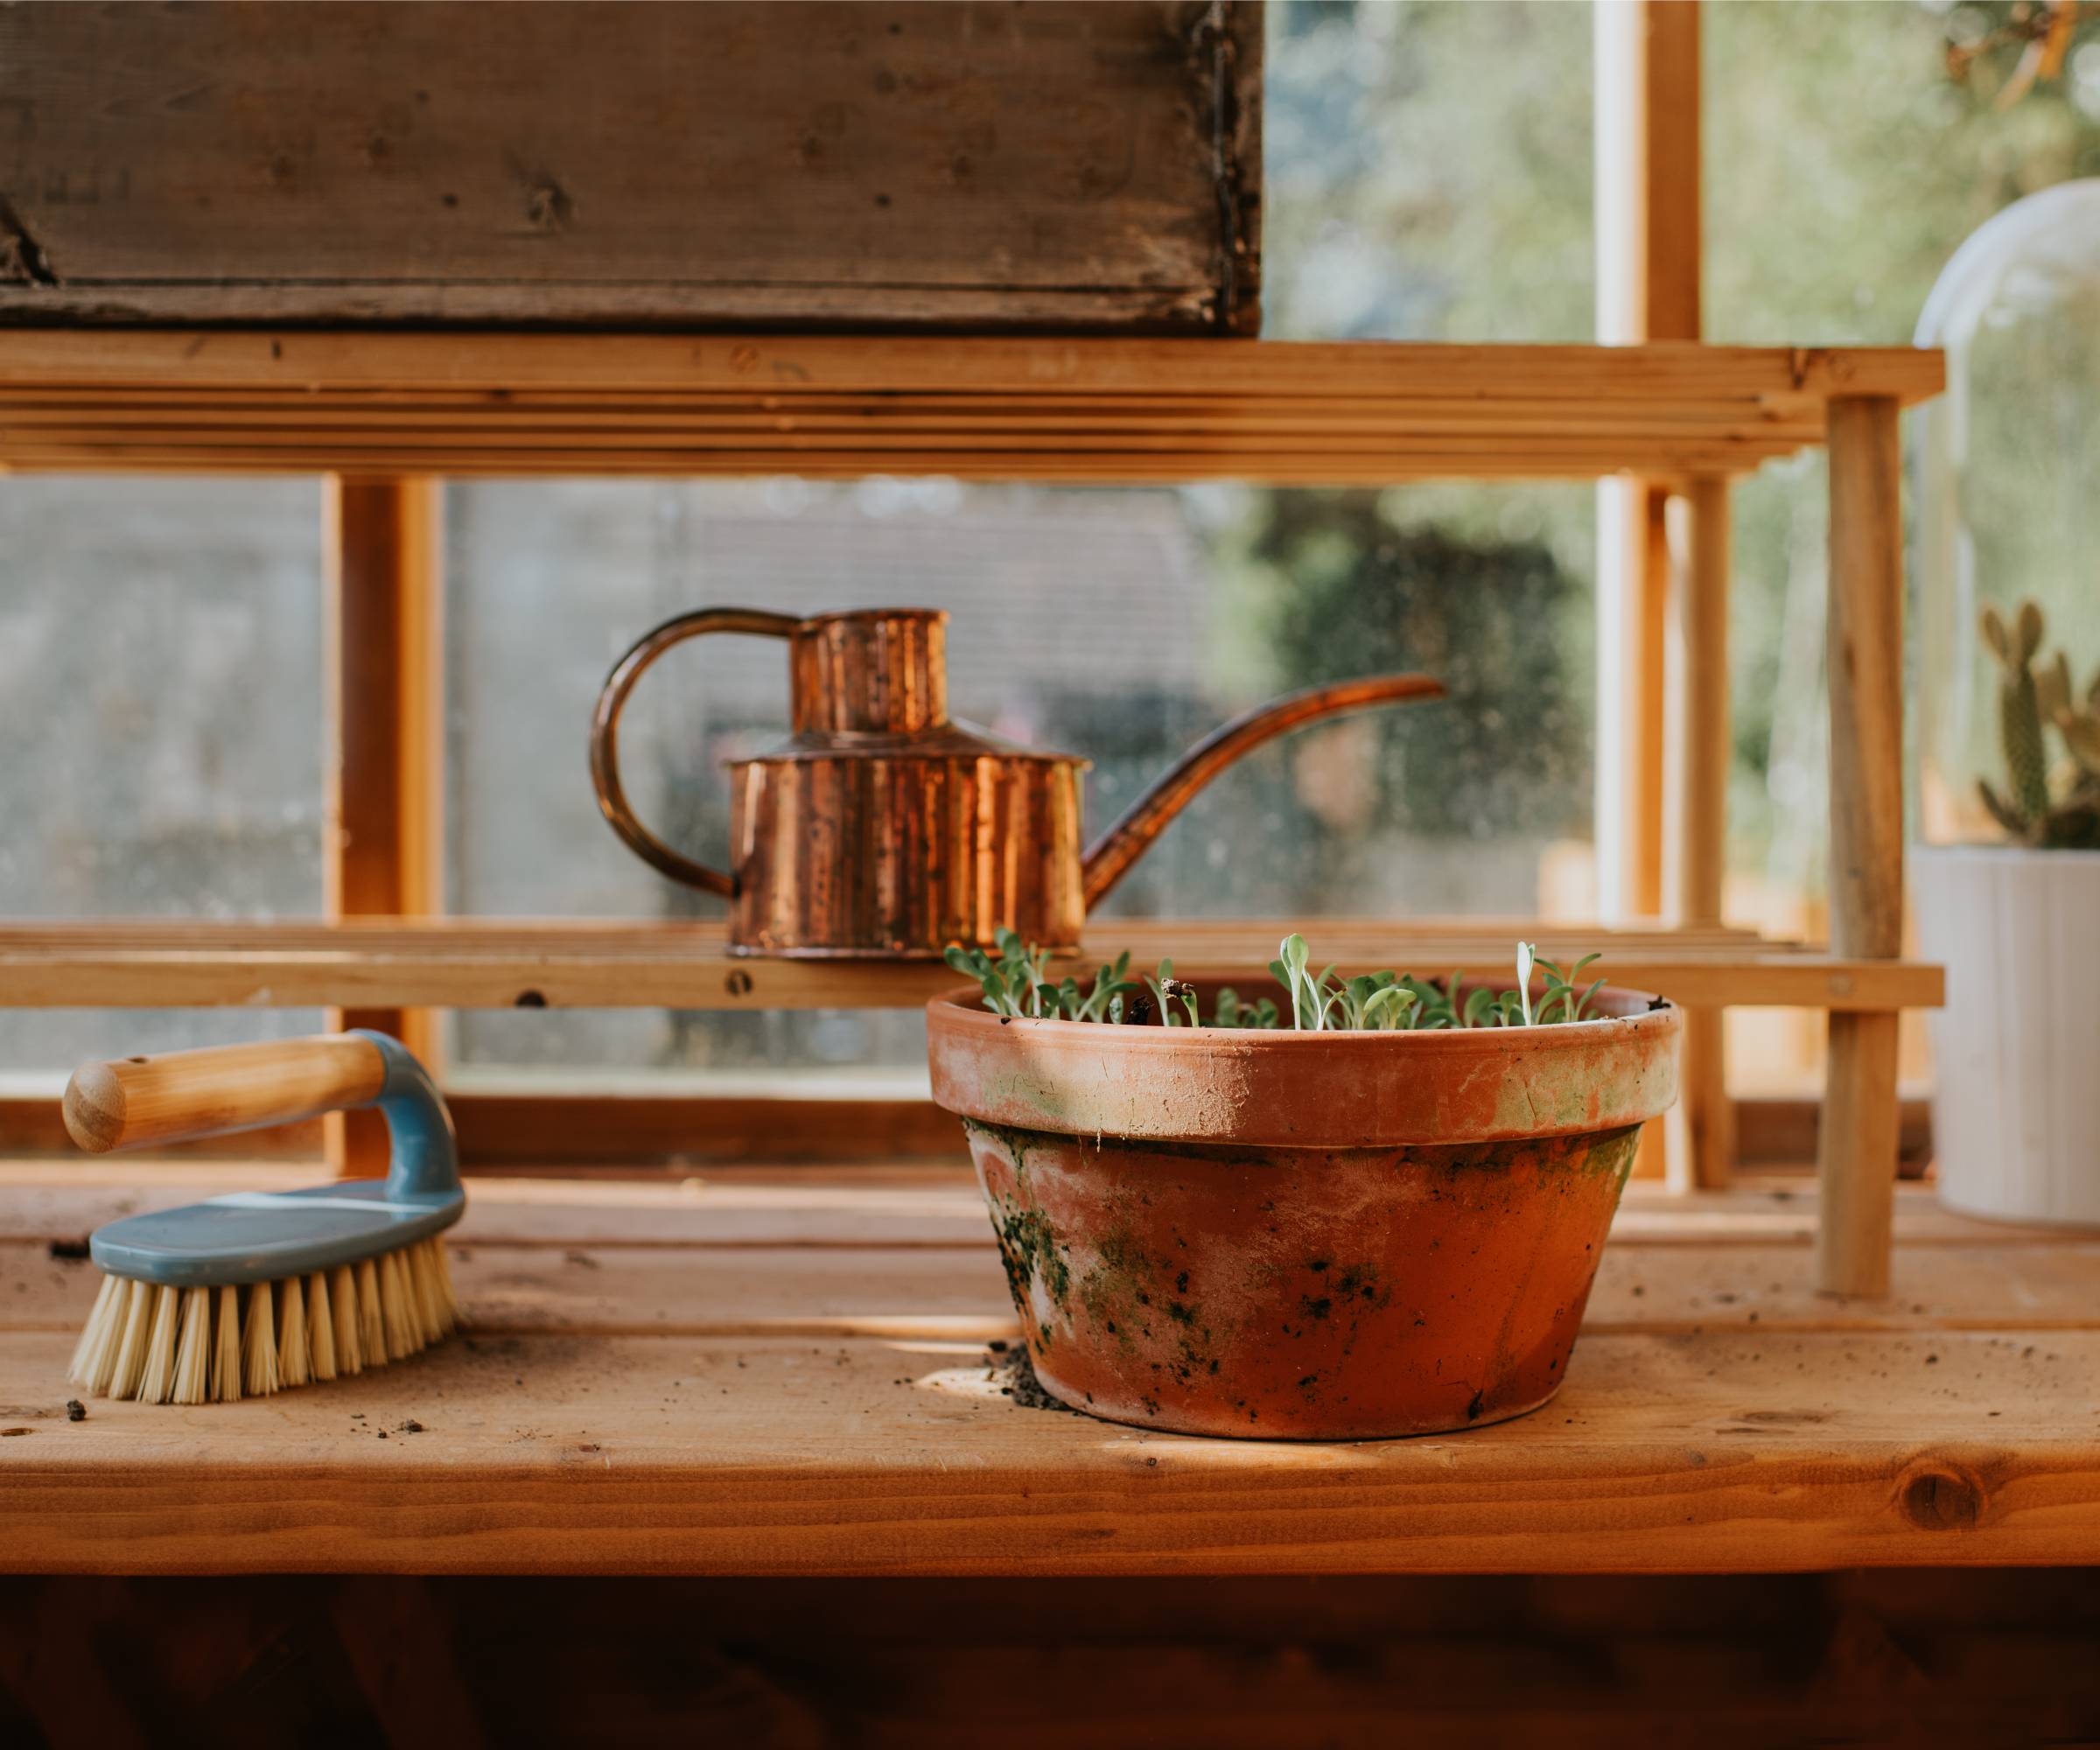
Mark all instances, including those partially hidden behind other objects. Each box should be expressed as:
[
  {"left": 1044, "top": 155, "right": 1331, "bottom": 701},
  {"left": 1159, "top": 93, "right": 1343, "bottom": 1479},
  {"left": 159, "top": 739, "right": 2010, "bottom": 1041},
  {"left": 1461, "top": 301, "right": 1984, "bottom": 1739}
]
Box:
[
  {"left": 441, "top": 476, "right": 1595, "bottom": 1084},
  {"left": 0, "top": 477, "right": 327, "bottom": 1076},
  {"left": 2, "top": 0, "right": 2021, "bottom": 1133}
]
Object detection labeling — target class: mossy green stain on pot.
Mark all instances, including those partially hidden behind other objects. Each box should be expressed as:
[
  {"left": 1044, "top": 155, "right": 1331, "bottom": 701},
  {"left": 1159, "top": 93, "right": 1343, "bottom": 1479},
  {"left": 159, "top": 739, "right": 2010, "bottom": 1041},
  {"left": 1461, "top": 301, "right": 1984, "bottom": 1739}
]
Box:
[
  {"left": 960, "top": 1115, "right": 1037, "bottom": 1176},
  {"left": 991, "top": 1200, "right": 1070, "bottom": 1307},
  {"left": 961, "top": 1119, "right": 1653, "bottom": 1439}
]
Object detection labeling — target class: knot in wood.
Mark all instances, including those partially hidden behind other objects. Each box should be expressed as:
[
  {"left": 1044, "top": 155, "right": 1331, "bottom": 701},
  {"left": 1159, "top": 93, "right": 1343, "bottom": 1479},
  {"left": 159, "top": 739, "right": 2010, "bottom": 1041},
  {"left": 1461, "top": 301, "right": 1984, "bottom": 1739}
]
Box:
[{"left": 1897, "top": 1461, "right": 1985, "bottom": 1531}]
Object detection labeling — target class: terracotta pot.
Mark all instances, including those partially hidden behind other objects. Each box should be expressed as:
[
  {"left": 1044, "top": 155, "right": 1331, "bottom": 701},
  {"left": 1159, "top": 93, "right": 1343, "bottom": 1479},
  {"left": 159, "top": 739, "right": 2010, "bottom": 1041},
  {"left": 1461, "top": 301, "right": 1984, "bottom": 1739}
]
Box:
[{"left": 927, "top": 982, "right": 1682, "bottom": 1439}]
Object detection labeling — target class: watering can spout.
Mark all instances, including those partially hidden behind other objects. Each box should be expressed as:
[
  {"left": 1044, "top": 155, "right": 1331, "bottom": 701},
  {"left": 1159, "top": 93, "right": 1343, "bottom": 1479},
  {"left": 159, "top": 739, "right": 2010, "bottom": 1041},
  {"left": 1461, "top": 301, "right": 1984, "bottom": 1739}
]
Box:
[{"left": 1079, "top": 673, "right": 1447, "bottom": 908}]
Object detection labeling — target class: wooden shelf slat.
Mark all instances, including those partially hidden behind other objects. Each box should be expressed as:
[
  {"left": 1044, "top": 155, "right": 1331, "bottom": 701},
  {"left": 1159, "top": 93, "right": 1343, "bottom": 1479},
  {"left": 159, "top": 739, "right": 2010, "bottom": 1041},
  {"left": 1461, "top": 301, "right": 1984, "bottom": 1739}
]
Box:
[
  {"left": 0, "top": 918, "right": 1943, "bottom": 1012},
  {"left": 0, "top": 334, "right": 1944, "bottom": 480}
]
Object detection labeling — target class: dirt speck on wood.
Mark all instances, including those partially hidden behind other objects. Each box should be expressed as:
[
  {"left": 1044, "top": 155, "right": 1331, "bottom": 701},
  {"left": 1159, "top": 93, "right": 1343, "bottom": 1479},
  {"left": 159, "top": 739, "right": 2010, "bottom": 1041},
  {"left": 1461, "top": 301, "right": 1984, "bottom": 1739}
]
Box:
[
  {"left": 65, "top": 1399, "right": 85, "bottom": 1422},
  {"left": 987, "top": 1346, "right": 1074, "bottom": 1415}
]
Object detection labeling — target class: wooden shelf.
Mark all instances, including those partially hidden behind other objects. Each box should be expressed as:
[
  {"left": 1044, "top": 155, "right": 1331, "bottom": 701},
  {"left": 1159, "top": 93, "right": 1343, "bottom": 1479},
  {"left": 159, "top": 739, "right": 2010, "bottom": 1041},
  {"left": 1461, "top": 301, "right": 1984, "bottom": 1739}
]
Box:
[
  {"left": 0, "top": 333, "right": 1943, "bottom": 481},
  {"left": 0, "top": 918, "right": 1942, "bottom": 1012},
  {"left": 1, "top": 1159, "right": 2092, "bottom": 1577}
]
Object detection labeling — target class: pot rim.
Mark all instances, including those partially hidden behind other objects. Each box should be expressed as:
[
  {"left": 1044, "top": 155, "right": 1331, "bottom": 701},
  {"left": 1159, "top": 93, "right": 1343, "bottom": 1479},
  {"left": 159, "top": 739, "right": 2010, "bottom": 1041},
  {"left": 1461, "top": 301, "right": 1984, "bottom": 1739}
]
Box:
[
  {"left": 927, "top": 980, "right": 1676, "bottom": 1053},
  {"left": 927, "top": 980, "right": 1684, "bottom": 1146}
]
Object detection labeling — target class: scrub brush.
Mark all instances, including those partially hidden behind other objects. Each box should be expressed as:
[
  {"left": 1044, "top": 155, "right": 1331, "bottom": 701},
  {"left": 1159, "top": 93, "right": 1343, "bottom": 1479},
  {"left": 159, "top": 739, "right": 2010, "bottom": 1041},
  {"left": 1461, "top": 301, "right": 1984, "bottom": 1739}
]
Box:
[{"left": 60, "top": 1031, "right": 465, "bottom": 1405}]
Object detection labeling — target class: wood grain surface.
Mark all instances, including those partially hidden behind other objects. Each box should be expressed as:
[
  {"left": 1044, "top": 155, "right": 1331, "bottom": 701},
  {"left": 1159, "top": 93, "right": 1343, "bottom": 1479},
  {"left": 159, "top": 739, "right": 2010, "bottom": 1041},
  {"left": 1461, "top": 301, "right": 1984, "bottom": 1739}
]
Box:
[
  {"left": 0, "top": 333, "right": 1946, "bottom": 480},
  {"left": 0, "top": 2, "right": 1261, "bottom": 332},
  {"left": 1818, "top": 395, "right": 1909, "bottom": 1298},
  {"left": 0, "top": 917, "right": 1945, "bottom": 1012},
  {"left": 0, "top": 1161, "right": 2094, "bottom": 1578}
]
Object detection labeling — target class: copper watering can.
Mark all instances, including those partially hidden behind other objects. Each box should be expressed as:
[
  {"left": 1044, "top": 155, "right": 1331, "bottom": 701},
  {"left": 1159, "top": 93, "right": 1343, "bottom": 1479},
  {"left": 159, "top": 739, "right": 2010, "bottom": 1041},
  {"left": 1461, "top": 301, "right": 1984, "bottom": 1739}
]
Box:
[{"left": 590, "top": 607, "right": 1443, "bottom": 958}]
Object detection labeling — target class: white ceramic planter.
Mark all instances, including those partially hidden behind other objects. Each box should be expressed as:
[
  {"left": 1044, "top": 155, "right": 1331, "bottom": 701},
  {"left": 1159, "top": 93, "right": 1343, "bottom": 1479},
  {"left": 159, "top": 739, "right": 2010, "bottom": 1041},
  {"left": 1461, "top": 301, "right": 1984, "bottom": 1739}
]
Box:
[{"left": 1913, "top": 845, "right": 2100, "bottom": 1226}]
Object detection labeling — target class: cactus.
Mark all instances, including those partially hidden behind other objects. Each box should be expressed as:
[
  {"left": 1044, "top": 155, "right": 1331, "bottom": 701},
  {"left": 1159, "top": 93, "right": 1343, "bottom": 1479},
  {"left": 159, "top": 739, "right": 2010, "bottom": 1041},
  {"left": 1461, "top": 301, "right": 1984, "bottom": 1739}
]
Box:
[{"left": 1978, "top": 599, "right": 2100, "bottom": 849}]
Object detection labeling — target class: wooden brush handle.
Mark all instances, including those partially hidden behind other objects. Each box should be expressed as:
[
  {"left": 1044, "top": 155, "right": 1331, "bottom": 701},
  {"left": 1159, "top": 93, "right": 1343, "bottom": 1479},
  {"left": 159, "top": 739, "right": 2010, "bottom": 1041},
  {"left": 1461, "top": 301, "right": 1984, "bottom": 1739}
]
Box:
[{"left": 63, "top": 1034, "right": 388, "bottom": 1154}]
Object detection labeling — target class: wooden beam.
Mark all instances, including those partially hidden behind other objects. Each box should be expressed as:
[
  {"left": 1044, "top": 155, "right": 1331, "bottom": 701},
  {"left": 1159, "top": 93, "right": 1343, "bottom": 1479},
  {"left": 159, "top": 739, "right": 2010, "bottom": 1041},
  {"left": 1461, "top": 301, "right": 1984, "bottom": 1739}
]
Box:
[
  {"left": 0, "top": 2, "right": 1261, "bottom": 335},
  {"left": 1594, "top": 0, "right": 1704, "bottom": 927},
  {"left": 1596, "top": 0, "right": 1704, "bottom": 1180},
  {"left": 1592, "top": 0, "right": 1702, "bottom": 347},
  {"left": 1639, "top": 2, "right": 1703, "bottom": 344},
  {"left": 0, "top": 1089, "right": 1936, "bottom": 1170},
  {"left": 1665, "top": 474, "right": 1735, "bottom": 1190},
  {"left": 325, "top": 477, "right": 444, "bottom": 1175},
  {"left": 0, "top": 335, "right": 1948, "bottom": 481},
  {"left": 0, "top": 333, "right": 1943, "bottom": 400},
  {"left": 444, "top": 1093, "right": 967, "bottom": 1169},
  {"left": 0, "top": 920, "right": 1946, "bottom": 1013},
  {"left": 1817, "top": 398, "right": 1906, "bottom": 1298}
]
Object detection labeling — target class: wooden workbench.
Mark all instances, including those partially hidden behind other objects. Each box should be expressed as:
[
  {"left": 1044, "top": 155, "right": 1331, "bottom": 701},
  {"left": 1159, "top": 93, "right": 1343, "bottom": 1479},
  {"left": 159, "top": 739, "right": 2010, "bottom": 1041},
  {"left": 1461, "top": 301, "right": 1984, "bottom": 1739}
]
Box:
[{"left": 3, "top": 1158, "right": 2096, "bottom": 1578}]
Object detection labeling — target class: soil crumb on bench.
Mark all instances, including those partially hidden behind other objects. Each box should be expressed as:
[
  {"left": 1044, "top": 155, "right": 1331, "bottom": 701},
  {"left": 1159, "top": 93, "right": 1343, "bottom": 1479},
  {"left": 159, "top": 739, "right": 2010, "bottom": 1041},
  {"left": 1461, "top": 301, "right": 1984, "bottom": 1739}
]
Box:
[{"left": 985, "top": 1341, "right": 1074, "bottom": 1415}]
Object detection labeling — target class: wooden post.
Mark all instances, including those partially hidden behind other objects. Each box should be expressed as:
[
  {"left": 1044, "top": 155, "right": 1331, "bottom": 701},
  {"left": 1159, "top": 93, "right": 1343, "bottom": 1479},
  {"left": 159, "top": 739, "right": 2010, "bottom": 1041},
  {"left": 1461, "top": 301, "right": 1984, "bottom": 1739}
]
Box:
[
  {"left": 325, "top": 476, "right": 444, "bottom": 1176},
  {"left": 1665, "top": 473, "right": 1735, "bottom": 1189},
  {"left": 1594, "top": 0, "right": 1700, "bottom": 923},
  {"left": 1595, "top": 0, "right": 1701, "bottom": 1182},
  {"left": 1597, "top": 480, "right": 1671, "bottom": 921},
  {"left": 1818, "top": 398, "right": 1904, "bottom": 1296}
]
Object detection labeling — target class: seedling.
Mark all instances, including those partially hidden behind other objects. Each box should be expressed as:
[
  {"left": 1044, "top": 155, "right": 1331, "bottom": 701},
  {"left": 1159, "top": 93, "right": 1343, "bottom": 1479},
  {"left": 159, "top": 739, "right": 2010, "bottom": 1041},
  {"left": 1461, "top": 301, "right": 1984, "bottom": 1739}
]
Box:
[
  {"left": 950, "top": 933, "right": 1609, "bottom": 1030},
  {"left": 944, "top": 931, "right": 1141, "bottom": 1022}
]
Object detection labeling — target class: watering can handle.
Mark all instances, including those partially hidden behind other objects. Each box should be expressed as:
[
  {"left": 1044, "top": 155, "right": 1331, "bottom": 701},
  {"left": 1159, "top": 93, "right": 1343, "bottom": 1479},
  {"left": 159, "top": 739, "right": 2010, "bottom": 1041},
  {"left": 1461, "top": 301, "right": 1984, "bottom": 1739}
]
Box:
[{"left": 589, "top": 607, "right": 802, "bottom": 896}]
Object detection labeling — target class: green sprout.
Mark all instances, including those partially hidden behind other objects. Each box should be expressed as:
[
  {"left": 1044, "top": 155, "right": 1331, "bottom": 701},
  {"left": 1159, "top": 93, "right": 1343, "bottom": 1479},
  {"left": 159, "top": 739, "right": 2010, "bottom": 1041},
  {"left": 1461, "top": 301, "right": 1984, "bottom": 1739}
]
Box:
[
  {"left": 948, "top": 934, "right": 1615, "bottom": 1031},
  {"left": 944, "top": 932, "right": 1140, "bottom": 1022}
]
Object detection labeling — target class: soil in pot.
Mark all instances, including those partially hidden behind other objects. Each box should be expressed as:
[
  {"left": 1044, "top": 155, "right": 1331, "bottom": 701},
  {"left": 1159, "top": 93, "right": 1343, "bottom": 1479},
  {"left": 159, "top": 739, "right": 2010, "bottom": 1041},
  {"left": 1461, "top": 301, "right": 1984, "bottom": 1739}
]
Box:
[{"left": 928, "top": 980, "right": 1681, "bottom": 1441}]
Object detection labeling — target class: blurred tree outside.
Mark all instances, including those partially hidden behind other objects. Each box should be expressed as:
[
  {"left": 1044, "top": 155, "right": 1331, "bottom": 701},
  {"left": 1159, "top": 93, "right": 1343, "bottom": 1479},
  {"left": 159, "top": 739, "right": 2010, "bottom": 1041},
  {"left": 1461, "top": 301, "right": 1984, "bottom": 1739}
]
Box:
[
  {"left": 1236, "top": 493, "right": 1592, "bottom": 840},
  {"left": 1237, "top": 0, "right": 1600, "bottom": 916}
]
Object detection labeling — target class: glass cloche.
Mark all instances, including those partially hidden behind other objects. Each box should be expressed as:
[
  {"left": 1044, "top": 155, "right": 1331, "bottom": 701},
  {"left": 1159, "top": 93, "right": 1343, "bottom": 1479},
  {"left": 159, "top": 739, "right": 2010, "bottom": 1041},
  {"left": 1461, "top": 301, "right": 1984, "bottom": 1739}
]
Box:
[{"left": 1913, "top": 179, "right": 2100, "bottom": 847}]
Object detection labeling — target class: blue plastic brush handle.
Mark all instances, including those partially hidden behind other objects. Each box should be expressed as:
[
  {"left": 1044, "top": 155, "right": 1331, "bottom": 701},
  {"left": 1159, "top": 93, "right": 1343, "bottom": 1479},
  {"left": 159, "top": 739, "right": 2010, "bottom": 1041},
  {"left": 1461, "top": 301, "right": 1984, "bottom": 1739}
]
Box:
[
  {"left": 84, "top": 1031, "right": 465, "bottom": 1290},
  {"left": 354, "top": 1030, "right": 461, "bottom": 1204}
]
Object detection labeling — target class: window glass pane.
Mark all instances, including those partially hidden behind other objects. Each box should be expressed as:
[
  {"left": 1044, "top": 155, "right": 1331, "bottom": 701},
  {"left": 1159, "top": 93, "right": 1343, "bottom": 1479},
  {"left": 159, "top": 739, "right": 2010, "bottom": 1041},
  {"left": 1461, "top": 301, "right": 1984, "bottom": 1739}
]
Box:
[
  {"left": 1264, "top": 0, "right": 1593, "bottom": 342},
  {"left": 0, "top": 477, "right": 327, "bottom": 1076},
  {"left": 444, "top": 479, "right": 1594, "bottom": 1083},
  {"left": 1705, "top": 1, "right": 2100, "bottom": 1091}
]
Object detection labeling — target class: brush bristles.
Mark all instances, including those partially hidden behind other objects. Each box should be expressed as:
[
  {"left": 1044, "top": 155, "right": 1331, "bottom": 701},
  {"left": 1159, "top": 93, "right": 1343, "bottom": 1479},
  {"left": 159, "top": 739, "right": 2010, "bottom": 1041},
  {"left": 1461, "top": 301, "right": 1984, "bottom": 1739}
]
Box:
[
  {"left": 213, "top": 1285, "right": 242, "bottom": 1404},
  {"left": 277, "top": 1275, "right": 311, "bottom": 1390},
  {"left": 69, "top": 1274, "right": 122, "bottom": 1391},
  {"left": 379, "top": 1250, "right": 417, "bottom": 1362},
  {"left": 332, "top": 1264, "right": 362, "bottom": 1377},
  {"left": 306, "top": 1271, "right": 336, "bottom": 1384},
  {"left": 65, "top": 1237, "right": 462, "bottom": 1406},
  {"left": 357, "top": 1257, "right": 385, "bottom": 1368},
  {"left": 242, "top": 1278, "right": 278, "bottom": 1397},
  {"left": 136, "top": 1284, "right": 181, "bottom": 1405},
  {"left": 172, "top": 1288, "right": 211, "bottom": 1405},
  {"left": 409, "top": 1242, "right": 443, "bottom": 1345},
  {"left": 108, "top": 1279, "right": 154, "bottom": 1401}
]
